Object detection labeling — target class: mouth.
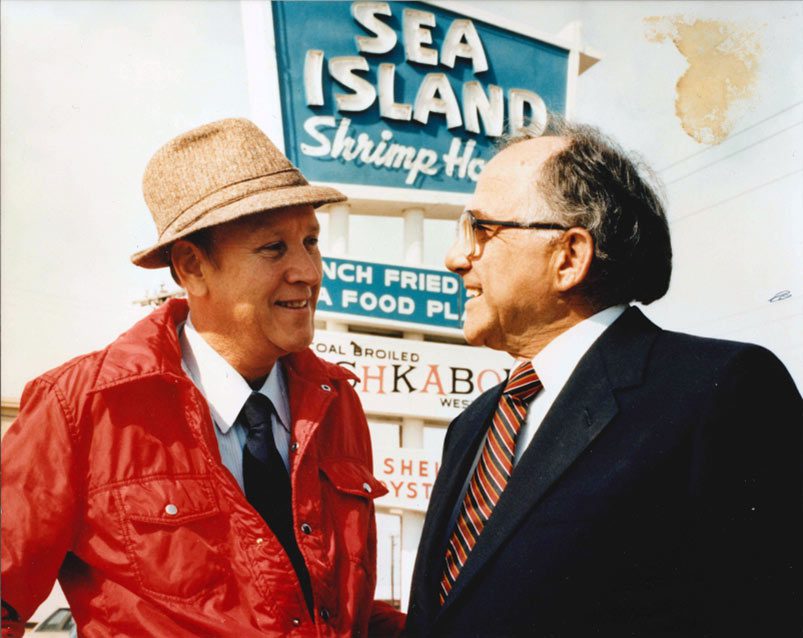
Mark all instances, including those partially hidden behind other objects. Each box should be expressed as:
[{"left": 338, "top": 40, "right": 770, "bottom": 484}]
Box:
[
  {"left": 465, "top": 287, "right": 482, "bottom": 300},
  {"left": 275, "top": 298, "right": 311, "bottom": 310}
]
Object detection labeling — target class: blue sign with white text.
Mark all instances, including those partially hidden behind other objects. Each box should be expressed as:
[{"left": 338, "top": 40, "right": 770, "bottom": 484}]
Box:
[
  {"left": 272, "top": 1, "right": 569, "bottom": 193},
  {"left": 319, "top": 256, "right": 466, "bottom": 329}
]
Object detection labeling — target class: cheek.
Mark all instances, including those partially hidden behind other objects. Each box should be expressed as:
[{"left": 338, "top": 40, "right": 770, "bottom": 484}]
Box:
[
  {"left": 465, "top": 294, "right": 498, "bottom": 335},
  {"left": 228, "top": 284, "right": 272, "bottom": 327},
  {"left": 481, "top": 291, "right": 509, "bottom": 328},
  {"left": 481, "top": 268, "right": 532, "bottom": 322}
]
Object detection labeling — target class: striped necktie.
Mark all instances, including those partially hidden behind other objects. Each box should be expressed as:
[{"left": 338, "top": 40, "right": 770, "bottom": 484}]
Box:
[{"left": 439, "top": 361, "right": 542, "bottom": 604}]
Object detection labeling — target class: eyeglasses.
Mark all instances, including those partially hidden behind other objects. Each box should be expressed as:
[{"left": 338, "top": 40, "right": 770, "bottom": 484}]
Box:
[{"left": 456, "top": 210, "right": 571, "bottom": 257}]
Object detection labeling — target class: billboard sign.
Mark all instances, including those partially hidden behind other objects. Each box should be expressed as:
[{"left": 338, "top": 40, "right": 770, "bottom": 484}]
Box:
[
  {"left": 319, "top": 256, "right": 467, "bottom": 331},
  {"left": 373, "top": 447, "right": 442, "bottom": 512},
  {"left": 272, "top": 1, "right": 570, "bottom": 193},
  {"left": 312, "top": 328, "right": 514, "bottom": 419}
]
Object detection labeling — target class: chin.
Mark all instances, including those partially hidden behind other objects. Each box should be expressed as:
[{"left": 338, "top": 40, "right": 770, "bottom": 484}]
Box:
[
  {"left": 290, "top": 333, "right": 316, "bottom": 353},
  {"left": 461, "top": 322, "right": 486, "bottom": 348},
  {"left": 267, "top": 332, "right": 313, "bottom": 357},
  {"left": 463, "top": 322, "right": 509, "bottom": 354},
  {"left": 284, "top": 339, "right": 312, "bottom": 354}
]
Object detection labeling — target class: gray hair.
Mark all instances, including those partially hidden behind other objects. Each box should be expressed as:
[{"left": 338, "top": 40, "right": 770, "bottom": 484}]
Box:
[{"left": 505, "top": 115, "right": 672, "bottom": 308}]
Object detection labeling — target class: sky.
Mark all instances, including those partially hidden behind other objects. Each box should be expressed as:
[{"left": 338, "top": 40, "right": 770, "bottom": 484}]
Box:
[{"left": 2, "top": 0, "right": 801, "bottom": 399}]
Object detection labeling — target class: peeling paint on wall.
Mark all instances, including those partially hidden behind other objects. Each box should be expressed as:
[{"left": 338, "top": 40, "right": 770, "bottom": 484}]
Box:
[{"left": 645, "top": 16, "right": 762, "bottom": 145}]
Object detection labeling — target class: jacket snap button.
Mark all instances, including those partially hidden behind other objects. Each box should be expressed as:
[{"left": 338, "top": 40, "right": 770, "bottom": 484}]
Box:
[
  {"left": 319, "top": 608, "right": 330, "bottom": 621},
  {"left": 301, "top": 523, "right": 312, "bottom": 535},
  {"left": 290, "top": 441, "right": 299, "bottom": 452},
  {"left": 255, "top": 537, "right": 264, "bottom": 545},
  {"left": 362, "top": 482, "right": 372, "bottom": 494},
  {"left": 320, "top": 384, "right": 331, "bottom": 391},
  {"left": 291, "top": 617, "right": 301, "bottom": 627},
  {"left": 164, "top": 503, "right": 178, "bottom": 516}
]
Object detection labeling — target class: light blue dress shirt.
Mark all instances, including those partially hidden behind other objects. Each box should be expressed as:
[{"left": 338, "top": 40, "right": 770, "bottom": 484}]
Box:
[{"left": 178, "top": 315, "right": 292, "bottom": 492}]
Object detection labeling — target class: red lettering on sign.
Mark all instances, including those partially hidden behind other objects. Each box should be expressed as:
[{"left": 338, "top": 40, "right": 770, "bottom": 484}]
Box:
[
  {"left": 362, "top": 365, "right": 387, "bottom": 394},
  {"left": 477, "top": 368, "right": 504, "bottom": 392},
  {"left": 420, "top": 365, "right": 446, "bottom": 395},
  {"left": 400, "top": 459, "right": 413, "bottom": 475}
]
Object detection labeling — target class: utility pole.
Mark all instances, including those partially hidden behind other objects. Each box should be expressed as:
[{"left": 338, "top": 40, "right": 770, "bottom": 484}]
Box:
[{"left": 390, "top": 533, "right": 397, "bottom": 607}]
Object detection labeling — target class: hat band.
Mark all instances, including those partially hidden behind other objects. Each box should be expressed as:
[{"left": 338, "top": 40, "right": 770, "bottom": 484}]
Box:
[{"left": 160, "top": 168, "right": 308, "bottom": 239}]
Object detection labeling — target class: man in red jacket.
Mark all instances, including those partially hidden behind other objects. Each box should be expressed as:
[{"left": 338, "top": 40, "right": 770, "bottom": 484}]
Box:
[{"left": 1, "top": 118, "right": 404, "bottom": 637}]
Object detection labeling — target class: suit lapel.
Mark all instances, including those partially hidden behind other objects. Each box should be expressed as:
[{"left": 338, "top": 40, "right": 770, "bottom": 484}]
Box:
[
  {"left": 409, "top": 383, "right": 504, "bottom": 628},
  {"left": 438, "top": 307, "right": 659, "bottom": 616},
  {"left": 429, "top": 385, "right": 504, "bottom": 546}
]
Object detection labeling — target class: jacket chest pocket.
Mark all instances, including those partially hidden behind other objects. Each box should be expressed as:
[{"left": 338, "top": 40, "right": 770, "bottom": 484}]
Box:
[
  {"left": 319, "top": 458, "right": 388, "bottom": 561},
  {"left": 113, "top": 475, "right": 229, "bottom": 601}
]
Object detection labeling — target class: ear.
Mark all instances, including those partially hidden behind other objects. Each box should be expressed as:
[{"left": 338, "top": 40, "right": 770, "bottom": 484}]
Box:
[
  {"left": 552, "top": 227, "right": 594, "bottom": 293},
  {"left": 170, "top": 240, "right": 210, "bottom": 297}
]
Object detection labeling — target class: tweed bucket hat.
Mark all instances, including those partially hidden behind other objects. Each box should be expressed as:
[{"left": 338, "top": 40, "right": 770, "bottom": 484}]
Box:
[{"left": 131, "top": 118, "right": 346, "bottom": 268}]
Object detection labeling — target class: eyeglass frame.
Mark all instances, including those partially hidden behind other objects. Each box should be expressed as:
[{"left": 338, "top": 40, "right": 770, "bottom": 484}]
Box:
[{"left": 457, "top": 209, "right": 572, "bottom": 257}]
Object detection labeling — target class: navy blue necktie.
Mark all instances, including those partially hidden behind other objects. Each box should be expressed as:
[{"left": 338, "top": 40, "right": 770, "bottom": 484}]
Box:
[{"left": 239, "top": 392, "right": 313, "bottom": 615}]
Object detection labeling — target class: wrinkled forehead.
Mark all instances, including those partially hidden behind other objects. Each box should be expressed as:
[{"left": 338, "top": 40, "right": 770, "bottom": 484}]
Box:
[{"left": 468, "top": 137, "right": 569, "bottom": 219}]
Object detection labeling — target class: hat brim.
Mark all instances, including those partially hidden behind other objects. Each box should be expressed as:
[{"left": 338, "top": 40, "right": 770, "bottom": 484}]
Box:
[{"left": 131, "top": 184, "right": 346, "bottom": 269}]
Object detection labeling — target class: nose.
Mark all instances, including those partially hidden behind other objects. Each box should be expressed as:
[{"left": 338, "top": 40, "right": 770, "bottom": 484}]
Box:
[
  {"left": 445, "top": 237, "right": 470, "bottom": 274},
  {"left": 286, "top": 246, "right": 322, "bottom": 286}
]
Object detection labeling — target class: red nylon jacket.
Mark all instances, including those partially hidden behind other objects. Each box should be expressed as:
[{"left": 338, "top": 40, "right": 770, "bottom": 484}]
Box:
[{"left": 1, "top": 299, "right": 404, "bottom": 637}]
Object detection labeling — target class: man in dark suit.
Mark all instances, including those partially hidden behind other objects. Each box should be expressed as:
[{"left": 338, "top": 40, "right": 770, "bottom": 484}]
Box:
[{"left": 406, "top": 119, "right": 802, "bottom": 637}]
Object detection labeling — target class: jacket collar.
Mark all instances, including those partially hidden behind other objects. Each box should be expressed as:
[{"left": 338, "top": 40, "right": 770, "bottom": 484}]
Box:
[{"left": 92, "top": 298, "right": 355, "bottom": 392}]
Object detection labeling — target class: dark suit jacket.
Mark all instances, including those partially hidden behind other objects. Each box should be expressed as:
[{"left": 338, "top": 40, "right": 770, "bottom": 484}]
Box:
[{"left": 406, "top": 308, "right": 802, "bottom": 637}]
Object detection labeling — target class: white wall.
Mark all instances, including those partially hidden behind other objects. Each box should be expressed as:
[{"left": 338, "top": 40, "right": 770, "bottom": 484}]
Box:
[{"left": 570, "top": 0, "right": 803, "bottom": 383}]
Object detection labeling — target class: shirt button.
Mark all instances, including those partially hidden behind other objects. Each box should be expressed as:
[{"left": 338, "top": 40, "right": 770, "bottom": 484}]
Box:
[
  {"left": 164, "top": 503, "right": 178, "bottom": 516},
  {"left": 255, "top": 537, "right": 264, "bottom": 545},
  {"left": 291, "top": 617, "right": 301, "bottom": 627},
  {"left": 362, "top": 482, "right": 372, "bottom": 494},
  {"left": 319, "top": 608, "right": 331, "bottom": 622},
  {"left": 301, "top": 523, "right": 312, "bottom": 535},
  {"left": 290, "top": 441, "right": 299, "bottom": 452}
]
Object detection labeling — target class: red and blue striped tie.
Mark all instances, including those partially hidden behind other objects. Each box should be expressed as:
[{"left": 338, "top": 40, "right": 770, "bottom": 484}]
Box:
[{"left": 439, "top": 360, "right": 542, "bottom": 604}]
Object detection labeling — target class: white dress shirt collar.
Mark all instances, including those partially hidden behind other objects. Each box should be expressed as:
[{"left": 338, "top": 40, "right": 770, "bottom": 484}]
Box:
[
  {"left": 179, "top": 314, "right": 290, "bottom": 434},
  {"left": 532, "top": 304, "right": 628, "bottom": 398}
]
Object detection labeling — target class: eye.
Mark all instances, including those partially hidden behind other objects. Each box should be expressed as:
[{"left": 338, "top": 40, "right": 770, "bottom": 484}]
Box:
[
  {"left": 473, "top": 222, "right": 493, "bottom": 237},
  {"left": 304, "top": 235, "right": 320, "bottom": 250},
  {"left": 259, "top": 241, "right": 286, "bottom": 254}
]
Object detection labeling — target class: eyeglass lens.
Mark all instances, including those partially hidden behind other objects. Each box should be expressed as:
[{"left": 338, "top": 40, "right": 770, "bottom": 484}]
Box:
[{"left": 458, "top": 211, "right": 475, "bottom": 257}]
